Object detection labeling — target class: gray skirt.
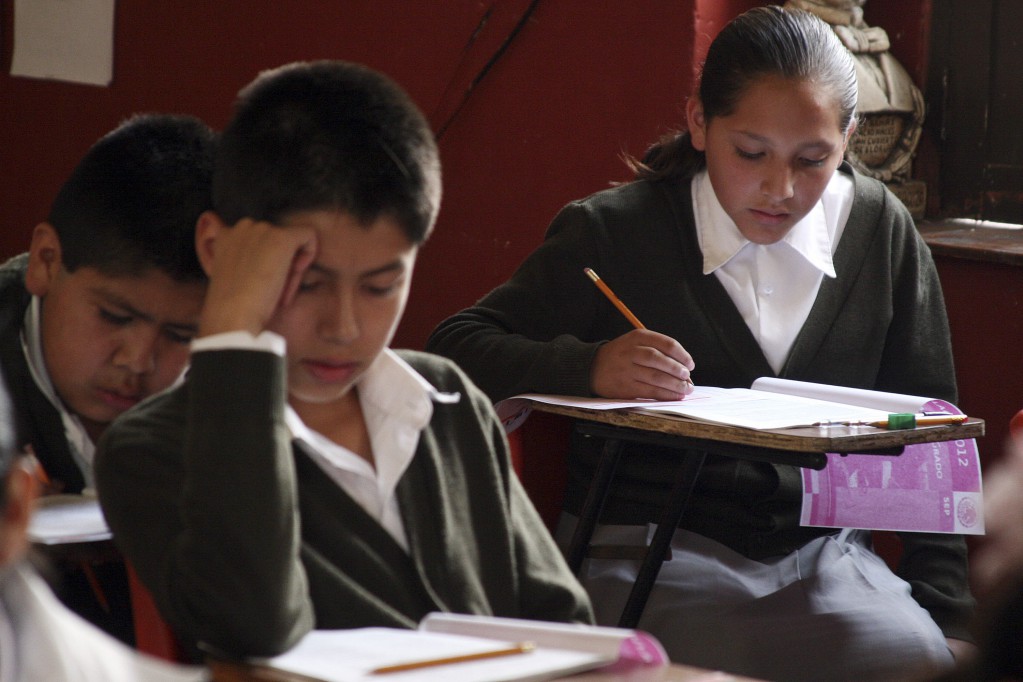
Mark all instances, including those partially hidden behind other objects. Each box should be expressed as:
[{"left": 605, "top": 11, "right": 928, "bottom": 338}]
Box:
[{"left": 555, "top": 515, "right": 954, "bottom": 681}]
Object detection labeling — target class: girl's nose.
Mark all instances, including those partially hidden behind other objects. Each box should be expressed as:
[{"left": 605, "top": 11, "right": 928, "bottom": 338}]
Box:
[{"left": 761, "top": 164, "right": 795, "bottom": 201}]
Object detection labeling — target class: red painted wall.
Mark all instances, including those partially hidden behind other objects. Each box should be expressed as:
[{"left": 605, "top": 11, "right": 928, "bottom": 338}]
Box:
[
  {"left": 4, "top": 1, "right": 1011, "bottom": 458},
  {"left": 0, "top": 0, "right": 698, "bottom": 351}
]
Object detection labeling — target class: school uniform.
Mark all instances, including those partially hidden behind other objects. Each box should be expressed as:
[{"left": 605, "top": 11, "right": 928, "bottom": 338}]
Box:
[
  {"left": 0, "top": 255, "right": 87, "bottom": 494},
  {"left": 426, "top": 163, "right": 973, "bottom": 681},
  {"left": 0, "top": 254, "right": 134, "bottom": 646},
  {"left": 95, "top": 344, "right": 593, "bottom": 659}
]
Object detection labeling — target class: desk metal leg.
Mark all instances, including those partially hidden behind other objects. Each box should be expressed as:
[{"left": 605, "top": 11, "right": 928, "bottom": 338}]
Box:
[
  {"left": 617, "top": 449, "right": 707, "bottom": 629},
  {"left": 566, "top": 436, "right": 623, "bottom": 574}
]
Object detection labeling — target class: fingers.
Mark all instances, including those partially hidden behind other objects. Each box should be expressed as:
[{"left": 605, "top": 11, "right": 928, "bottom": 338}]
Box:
[
  {"left": 200, "top": 219, "right": 318, "bottom": 337},
  {"left": 633, "top": 329, "right": 695, "bottom": 373},
  {"left": 279, "top": 240, "right": 318, "bottom": 309},
  {"left": 590, "top": 329, "right": 696, "bottom": 400}
]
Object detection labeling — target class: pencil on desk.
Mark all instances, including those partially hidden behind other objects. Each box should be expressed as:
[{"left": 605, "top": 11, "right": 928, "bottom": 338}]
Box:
[
  {"left": 870, "top": 414, "right": 968, "bottom": 429},
  {"left": 816, "top": 414, "right": 968, "bottom": 429},
  {"left": 371, "top": 641, "right": 535, "bottom": 674},
  {"left": 584, "top": 267, "right": 646, "bottom": 330}
]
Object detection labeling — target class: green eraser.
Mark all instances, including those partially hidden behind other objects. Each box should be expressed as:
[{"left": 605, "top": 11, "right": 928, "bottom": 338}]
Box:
[{"left": 887, "top": 413, "right": 917, "bottom": 430}]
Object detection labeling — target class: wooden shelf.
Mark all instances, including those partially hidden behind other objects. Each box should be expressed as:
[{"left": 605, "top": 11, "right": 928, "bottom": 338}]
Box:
[{"left": 918, "top": 219, "right": 1023, "bottom": 267}]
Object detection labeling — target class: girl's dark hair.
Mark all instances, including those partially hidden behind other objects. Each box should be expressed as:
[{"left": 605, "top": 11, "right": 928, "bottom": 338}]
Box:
[{"left": 629, "top": 5, "right": 857, "bottom": 182}]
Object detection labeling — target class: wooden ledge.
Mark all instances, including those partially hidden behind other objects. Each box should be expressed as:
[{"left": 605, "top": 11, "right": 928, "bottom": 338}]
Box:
[{"left": 918, "top": 219, "right": 1023, "bottom": 267}]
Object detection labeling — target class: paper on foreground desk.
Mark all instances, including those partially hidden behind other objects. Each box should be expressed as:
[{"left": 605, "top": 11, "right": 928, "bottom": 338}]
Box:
[
  {"left": 497, "top": 378, "right": 985, "bottom": 535},
  {"left": 252, "top": 613, "right": 667, "bottom": 682},
  {"left": 27, "top": 493, "right": 111, "bottom": 545}
]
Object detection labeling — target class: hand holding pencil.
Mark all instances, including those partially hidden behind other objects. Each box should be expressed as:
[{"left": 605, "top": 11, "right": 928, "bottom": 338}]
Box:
[{"left": 584, "top": 268, "right": 695, "bottom": 401}]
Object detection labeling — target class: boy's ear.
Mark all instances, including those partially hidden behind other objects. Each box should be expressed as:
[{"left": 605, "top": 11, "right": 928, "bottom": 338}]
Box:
[
  {"left": 194, "top": 210, "right": 227, "bottom": 278},
  {"left": 0, "top": 463, "right": 38, "bottom": 567},
  {"left": 24, "top": 223, "right": 63, "bottom": 297},
  {"left": 686, "top": 97, "right": 708, "bottom": 152}
]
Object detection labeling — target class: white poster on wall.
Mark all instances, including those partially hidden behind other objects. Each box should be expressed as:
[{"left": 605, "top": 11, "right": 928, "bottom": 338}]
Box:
[{"left": 11, "top": 0, "right": 115, "bottom": 87}]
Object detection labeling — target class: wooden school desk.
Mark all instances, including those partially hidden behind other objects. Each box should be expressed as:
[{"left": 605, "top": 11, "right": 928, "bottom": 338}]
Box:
[{"left": 522, "top": 401, "right": 985, "bottom": 628}]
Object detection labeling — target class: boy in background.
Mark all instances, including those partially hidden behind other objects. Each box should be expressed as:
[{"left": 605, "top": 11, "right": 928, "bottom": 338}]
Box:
[
  {"left": 96, "top": 60, "right": 592, "bottom": 659},
  {"left": 0, "top": 114, "right": 215, "bottom": 643}
]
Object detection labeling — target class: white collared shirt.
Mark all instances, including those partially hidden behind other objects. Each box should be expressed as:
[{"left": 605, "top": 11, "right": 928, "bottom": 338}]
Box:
[
  {"left": 192, "top": 332, "right": 443, "bottom": 552},
  {"left": 692, "top": 170, "right": 855, "bottom": 373},
  {"left": 20, "top": 297, "right": 95, "bottom": 488}
]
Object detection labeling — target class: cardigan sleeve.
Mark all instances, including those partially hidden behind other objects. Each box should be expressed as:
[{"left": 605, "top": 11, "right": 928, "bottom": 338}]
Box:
[
  {"left": 403, "top": 352, "right": 595, "bottom": 625},
  {"left": 870, "top": 187, "right": 974, "bottom": 640},
  {"left": 874, "top": 194, "right": 958, "bottom": 404},
  {"left": 96, "top": 350, "right": 314, "bottom": 657}
]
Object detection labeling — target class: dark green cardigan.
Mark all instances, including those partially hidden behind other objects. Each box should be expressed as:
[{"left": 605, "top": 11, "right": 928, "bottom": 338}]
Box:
[{"left": 95, "top": 349, "right": 593, "bottom": 658}]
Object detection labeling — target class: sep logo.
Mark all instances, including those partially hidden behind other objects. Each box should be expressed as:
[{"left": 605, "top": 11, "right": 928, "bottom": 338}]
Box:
[{"left": 956, "top": 497, "right": 978, "bottom": 528}]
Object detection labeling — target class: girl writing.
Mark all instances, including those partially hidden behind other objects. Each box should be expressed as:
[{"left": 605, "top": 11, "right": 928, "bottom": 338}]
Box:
[{"left": 428, "top": 6, "right": 973, "bottom": 680}]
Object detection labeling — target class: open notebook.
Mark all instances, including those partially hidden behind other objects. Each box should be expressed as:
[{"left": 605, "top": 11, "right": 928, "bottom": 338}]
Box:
[
  {"left": 251, "top": 612, "right": 667, "bottom": 682},
  {"left": 497, "top": 377, "right": 968, "bottom": 432}
]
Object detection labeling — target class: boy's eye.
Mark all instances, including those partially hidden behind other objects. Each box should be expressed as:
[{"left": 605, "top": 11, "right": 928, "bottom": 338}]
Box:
[
  {"left": 362, "top": 274, "right": 404, "bottom": 297},
  {"left": 163, "top": 329, "right": 195, "bottom": 345},
  {"left": 735, "top": 148, "right": 763, "bottom": 160},
  {"left": 297, "top": 278, "right": 324, "bottom": 292},
  {"left": 801, "top": 157, "right": 827, "bottom": 168},
  {"left": 99, "top": 308, "right": 132, "bottom": 326},
  {"left": 363, "top": 283, "right": 397, "bottom": 297}
]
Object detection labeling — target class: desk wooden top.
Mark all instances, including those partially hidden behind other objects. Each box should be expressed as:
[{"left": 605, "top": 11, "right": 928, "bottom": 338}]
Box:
[{"left": 526, "top": 402, "right": 984, "bottom": 455}]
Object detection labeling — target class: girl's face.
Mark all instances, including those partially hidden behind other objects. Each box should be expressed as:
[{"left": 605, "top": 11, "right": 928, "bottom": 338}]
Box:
[{"left": 687, "top": 74, "right": 853, "bottom": 245}]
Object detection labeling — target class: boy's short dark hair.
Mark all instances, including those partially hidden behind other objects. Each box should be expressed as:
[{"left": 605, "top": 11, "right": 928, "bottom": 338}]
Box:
[
  {"left": 48, "top": 113, "right": 216, "bottom": 281},
  {"left": 214, "top": 60, "right": 441, "bottom": 245}
]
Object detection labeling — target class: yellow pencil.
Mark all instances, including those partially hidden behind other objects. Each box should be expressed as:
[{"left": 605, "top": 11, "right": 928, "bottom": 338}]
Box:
[
  {"left": 817, "top": 414, "right": 969, "bottom": 429},
  {"left": 371, "top": 641, "right": 536, "bottom": 674},
  {"left": 869, "top": 414, "right": 968, "bottom": 429},
  {"left": 584, "top": 267, "right": 646, "bottom": 330}
]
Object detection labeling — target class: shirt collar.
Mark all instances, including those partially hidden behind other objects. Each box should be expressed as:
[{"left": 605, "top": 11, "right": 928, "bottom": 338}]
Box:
[
  {"left": 20, "top": 297, "right": 95, "bottom": 484},
  {"left": 22, "top": 297, "right": 62, "bottom": 410},
  {"left": 693, "top": 170, "right": 840, "bottom": 278},
  {"left": 284, "top": 348, "right": 451, "bottom": 458}
]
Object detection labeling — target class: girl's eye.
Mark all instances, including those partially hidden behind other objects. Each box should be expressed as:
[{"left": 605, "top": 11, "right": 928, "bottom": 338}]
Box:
[
  {"left": 297, "top": 279, "right": 323, "bottom": 292},
  {"left": 99, "top": 309, "right": 132, "bottom": 326},
  {"left": 801, "top": 157, "right": 828, "bottom": 168},
  {"left": 735, "top": 148, "right": 763, "bottom": 160}
]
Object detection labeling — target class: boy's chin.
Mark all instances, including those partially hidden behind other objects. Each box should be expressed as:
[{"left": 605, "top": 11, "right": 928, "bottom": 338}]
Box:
[
  {"left": 288, "top": 384, "right": 356, "bottom": 406},
  {"left": 73, "top": 409, "right": 115, "bottom": 444}
]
